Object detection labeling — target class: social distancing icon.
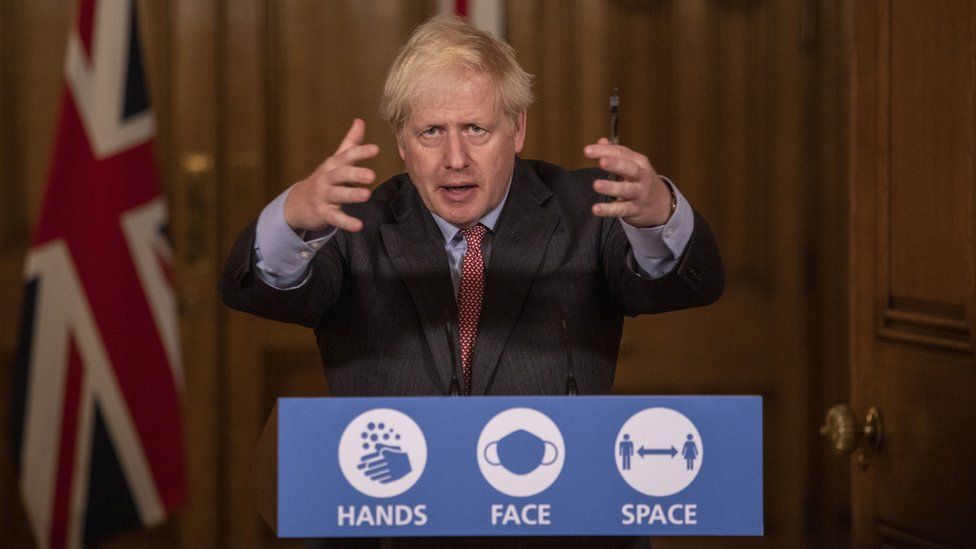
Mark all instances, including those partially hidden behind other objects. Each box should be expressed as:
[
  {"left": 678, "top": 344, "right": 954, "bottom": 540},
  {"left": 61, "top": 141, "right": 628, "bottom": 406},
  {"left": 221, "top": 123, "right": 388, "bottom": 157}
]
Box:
[{"left": 615, "top": 407, "right": 703, "bottom": 497}]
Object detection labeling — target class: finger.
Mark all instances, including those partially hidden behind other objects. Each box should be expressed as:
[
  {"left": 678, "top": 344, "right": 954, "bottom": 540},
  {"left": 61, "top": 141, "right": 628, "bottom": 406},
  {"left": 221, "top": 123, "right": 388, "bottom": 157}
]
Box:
[
  {"left": 358, "top": 450, "right": 381, "bottom": 462},
  {"left": 334, "top": 118, "right": 366, "bottom": 155},
  {"left": 325, "top": 209, "right": 365, "bottom": 233},
  {"left": 326, "top": 165, "right": 376, "bottom": 187},
  {"left": 593, "top": 179, "right": 642, "bottom": 201},
  {"left": 597, "top": 156, "right": 642, "bottom": 180},
  {"left": 592, "top": 200, "right": 640, "bottom": 219},
  {"left": 325, "top": 184, "right": 371, "bottom": 206},
  {"left": 357, "top": 458, "right": 378, "bottom": 469},
  {"left": 583, "top": 142, "right": 634, "bottom": 159},
  {"left": 583, "top": 141, "right": 627, "bottom": 158},
  {"left": 366, "top": 464, "right": 390, "bottom": 475},
  {"left": 365, "top": 460, "right": 389, "bottom": 471},
  {"left": 356, "top": 453, "right": 380, "bottom": 468},
  {"left": 331, "top": 143, "right": 381, "bottom": 167}
]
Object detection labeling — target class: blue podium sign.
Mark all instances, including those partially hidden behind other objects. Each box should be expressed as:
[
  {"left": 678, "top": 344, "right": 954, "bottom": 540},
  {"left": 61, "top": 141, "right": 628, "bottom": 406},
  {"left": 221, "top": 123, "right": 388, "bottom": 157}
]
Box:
[{"left": 276, "top": 396, "right": 762, "bottom": 537}]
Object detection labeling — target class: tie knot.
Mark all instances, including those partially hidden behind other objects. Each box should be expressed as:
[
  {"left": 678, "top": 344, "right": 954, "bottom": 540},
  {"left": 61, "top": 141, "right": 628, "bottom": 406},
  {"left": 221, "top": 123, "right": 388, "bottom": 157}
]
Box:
[{"left": 461, "top": 224, "right": 487, "bottom": 246}]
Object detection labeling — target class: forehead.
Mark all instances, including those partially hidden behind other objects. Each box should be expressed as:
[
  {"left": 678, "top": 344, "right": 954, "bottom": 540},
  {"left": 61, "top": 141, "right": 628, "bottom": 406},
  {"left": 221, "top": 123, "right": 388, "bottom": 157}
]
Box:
[{"left": 406, "top": 71, "right": 501, "bottom": 124}]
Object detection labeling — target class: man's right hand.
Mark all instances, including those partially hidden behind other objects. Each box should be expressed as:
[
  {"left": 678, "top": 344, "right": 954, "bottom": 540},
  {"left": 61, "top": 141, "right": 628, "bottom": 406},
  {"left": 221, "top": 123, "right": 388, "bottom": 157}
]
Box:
[{"left": 283, "top": 118, "right": 379, "bottom": 233}]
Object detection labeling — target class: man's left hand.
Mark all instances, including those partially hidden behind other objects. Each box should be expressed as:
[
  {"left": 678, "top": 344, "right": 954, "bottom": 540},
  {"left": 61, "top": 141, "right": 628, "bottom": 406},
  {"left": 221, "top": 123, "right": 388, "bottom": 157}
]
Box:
[{"left": 583, "top": 138, "right": 673, "bottom": 228}]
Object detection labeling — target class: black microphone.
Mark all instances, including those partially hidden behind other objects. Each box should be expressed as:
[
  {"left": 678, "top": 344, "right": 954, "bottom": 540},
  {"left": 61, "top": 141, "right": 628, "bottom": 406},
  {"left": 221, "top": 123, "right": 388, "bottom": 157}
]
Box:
[
  {"left": 444, "top": 311, "right": 462, "bottom": 396},
  {"left": 561, "top": 317, "right": 579, "bottom": 396}
]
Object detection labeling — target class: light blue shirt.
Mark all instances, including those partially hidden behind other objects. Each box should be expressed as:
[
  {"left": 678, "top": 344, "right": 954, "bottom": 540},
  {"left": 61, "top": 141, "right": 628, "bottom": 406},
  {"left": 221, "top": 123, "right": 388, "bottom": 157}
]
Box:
[{"left": 253, "top": 177, "right": 694, "bottom": 290}]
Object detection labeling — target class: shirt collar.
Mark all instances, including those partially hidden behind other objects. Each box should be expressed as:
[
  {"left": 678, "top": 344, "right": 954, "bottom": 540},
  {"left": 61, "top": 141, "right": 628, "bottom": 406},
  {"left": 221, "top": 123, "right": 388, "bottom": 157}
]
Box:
[{"left": 430, "top": 175, "right": 513, "bottom": 243}]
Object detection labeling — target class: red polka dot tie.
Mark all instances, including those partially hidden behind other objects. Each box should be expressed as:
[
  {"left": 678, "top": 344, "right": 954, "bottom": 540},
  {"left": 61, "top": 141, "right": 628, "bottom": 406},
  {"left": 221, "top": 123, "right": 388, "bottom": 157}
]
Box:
[{"left": 458, "top": 224, "right": 487, "bottom": 395}]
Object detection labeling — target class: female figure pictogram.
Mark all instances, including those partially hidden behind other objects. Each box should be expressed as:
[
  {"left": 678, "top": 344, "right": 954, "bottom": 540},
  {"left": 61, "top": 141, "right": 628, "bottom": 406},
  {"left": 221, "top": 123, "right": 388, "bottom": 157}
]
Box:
[{"left": 682, "top": 433, "right": 698, "bottom": 471}]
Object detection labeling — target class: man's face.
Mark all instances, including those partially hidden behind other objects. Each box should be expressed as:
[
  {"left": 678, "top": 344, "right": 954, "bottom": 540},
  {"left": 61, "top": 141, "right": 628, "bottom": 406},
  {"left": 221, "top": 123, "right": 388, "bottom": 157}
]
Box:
[{"left": 398, "top": 72, "right": 526, "bottom": 228}]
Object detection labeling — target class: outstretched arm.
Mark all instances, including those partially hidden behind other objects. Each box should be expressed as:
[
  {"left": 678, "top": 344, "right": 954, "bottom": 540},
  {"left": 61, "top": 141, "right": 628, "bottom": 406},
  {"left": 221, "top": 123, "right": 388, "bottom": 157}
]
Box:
[{"left": 219, "top": 119, "right": 381, "bottom": 327}]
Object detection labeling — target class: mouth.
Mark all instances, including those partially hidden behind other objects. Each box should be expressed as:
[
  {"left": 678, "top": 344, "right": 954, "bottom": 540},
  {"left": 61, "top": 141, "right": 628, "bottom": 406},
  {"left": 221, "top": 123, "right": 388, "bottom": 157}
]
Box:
[
  {"left": 443, "top": 184, "right": 476, "bottom": 192},
  {"left": 439, "top": 183, "right": 478, "bottom": 201}
]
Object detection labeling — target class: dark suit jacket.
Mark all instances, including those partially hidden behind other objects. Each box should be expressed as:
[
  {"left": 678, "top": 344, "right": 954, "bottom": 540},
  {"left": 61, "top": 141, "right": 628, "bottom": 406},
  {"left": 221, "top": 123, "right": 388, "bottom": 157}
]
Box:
[
  {"left": 219, "top": 157, "right": 724, "bottom": 548},
  {"left": 220, "top": 157, "right": 723, "bottom": 397}
]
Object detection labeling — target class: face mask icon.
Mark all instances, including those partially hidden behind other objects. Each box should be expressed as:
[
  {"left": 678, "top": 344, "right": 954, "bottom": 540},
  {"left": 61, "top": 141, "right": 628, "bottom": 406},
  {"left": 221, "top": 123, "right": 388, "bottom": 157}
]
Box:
[{"left": 483, "top": 429, "right": 559, "bottom": 475}]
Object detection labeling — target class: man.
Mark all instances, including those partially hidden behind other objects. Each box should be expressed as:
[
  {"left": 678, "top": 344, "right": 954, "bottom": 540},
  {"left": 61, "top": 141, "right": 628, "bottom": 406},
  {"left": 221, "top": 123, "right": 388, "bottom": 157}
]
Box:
[{"left": 220, "top": 15, "right": 722, "bottom": 549}]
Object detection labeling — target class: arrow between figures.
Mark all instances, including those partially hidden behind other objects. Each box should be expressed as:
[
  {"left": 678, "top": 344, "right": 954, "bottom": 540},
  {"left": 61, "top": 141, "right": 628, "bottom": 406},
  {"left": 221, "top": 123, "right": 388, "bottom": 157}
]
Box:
[{"left": 637, "top": 445, "right": 678, "bottom": 459}]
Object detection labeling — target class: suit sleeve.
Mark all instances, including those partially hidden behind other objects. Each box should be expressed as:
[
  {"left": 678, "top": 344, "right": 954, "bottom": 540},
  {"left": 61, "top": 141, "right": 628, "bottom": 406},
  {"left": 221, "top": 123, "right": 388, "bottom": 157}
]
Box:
[
  {"left": 602, "top": 208, "right": 725, "bottom": 317},
  {"left": 218, "top": 220, "right": 346, "bottom": 329}
]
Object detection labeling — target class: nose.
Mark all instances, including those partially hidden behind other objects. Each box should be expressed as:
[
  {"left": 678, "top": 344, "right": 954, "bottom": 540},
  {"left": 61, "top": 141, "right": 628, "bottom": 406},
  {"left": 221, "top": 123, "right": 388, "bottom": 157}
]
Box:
[{"left": 443, "top": 131, "right": 470, "bottom": 170}]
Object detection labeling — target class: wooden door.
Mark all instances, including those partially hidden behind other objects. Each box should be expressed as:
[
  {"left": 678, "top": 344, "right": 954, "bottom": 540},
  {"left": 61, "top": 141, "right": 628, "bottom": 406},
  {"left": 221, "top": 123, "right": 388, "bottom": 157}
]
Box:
[{"left": 849, "top": 1, "right": 976, "bottom": 547}]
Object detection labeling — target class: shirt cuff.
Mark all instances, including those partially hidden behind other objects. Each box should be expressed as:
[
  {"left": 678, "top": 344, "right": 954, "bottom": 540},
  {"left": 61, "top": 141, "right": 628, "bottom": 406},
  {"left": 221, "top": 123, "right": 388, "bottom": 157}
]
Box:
[
  {"left": 254, "top": 186, "right": 336, "bottom": 289},
  {"left": 621, "top": 177, "right": 695, "bottom": 279}
]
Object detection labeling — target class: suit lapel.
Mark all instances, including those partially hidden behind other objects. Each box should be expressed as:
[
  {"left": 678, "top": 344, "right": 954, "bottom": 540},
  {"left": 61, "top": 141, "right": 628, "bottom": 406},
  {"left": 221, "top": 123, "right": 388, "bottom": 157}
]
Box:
[
  {"left": 470, "top": 159, "right": 559, "bottom": 395},
  {"left": 380, "top": 181, "right": 458, "bottom": 393}
]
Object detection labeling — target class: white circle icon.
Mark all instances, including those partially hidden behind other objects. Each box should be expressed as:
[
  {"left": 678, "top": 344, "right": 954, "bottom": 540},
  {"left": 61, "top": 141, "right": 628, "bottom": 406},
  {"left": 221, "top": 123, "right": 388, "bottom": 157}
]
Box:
[
  {"left": 615, "top": 407, "right": 703, "bottom": 497},
  {"left": 338, "top": 408, "right": 427, "bottom": 498},
  {"left": 476, "top": 408, "right": 565, "bottom": 497}
]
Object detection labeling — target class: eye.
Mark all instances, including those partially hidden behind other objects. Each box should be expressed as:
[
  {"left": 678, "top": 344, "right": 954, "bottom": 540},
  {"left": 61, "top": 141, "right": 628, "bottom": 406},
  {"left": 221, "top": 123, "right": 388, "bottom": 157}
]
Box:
[
  {"left": 421, "top": 126, "right": 443, "bottom": 137},
  {"left": 467, "top": 125, "right": 487, "bottom": 135}
]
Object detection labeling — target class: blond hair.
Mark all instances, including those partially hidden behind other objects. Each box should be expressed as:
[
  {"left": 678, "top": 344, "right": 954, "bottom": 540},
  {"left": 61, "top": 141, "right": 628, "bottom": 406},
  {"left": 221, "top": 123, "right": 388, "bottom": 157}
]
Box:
[{"left": 381, "top": 15, "right": 534, "bottom": 133}]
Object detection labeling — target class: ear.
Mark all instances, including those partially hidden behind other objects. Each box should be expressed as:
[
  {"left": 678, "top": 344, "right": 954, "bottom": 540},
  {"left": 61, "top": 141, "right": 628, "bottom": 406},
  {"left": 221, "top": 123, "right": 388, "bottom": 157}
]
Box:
[
  {"left": 513, "top": 111, "right": 527, "bottom": 154},
  {"left": 396, "top": 130, "right": 406, "bottom": 161}
]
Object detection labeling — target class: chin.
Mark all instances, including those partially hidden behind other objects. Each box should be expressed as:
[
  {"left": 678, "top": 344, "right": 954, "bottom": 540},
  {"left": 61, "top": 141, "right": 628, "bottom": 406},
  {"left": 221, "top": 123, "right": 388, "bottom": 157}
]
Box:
[{"left": 435, "top": 206, "right": 480, "bottom": 227}]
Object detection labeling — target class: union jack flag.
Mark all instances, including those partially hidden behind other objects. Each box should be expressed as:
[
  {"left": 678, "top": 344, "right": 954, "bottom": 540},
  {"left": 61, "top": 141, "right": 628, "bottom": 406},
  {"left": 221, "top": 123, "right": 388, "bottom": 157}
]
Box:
[{"left": 13, "top": 1, "right": 186, "bottom": 547}]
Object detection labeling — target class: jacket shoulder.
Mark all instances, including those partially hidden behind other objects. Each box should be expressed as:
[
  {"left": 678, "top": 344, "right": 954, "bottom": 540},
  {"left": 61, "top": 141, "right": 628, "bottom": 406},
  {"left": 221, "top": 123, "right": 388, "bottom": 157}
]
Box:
[{"left": 517, "top": 158, "right": 605, "bottom": 203}]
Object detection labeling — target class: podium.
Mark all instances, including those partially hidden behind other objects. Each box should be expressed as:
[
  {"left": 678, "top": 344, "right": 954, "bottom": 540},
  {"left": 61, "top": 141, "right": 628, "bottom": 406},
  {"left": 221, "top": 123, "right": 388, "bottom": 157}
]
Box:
[{"left": 255, "top": 396, "right": 763, "bottom": 538}]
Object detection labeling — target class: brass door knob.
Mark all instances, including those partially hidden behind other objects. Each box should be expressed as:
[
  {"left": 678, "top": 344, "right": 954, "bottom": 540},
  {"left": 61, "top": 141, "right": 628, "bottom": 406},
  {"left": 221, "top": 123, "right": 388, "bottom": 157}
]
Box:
[{"left": 820, "top": 404, "right": 883, "bottom": 456}]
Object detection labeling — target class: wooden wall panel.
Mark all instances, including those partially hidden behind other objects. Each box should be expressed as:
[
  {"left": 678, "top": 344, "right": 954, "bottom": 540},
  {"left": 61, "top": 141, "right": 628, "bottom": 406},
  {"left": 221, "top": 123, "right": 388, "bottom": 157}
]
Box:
[
  {"left": 712, "top": 1, "right": 767, "bottom": 288},
  {"left": 0, "top": 3, "right": 36, "bottom": 532},
  {"left": 223, "top": 2, "right": 273, "bottom": 546},
  {"left": 166, "top": 0, "right": 222, "bottom": 546},
  {"left": 671, "top": 0, "right": 712, "bottom": 204},
  {"left": 575, "top": 0, "right": 613, "bottom": 153},
  {"left": 614, "top": 0, "right": 673, "bottom": 176},
  {"left": 14, "top": 2, "right": 69, "bottom": 223},
  {"left": 0, "top": 1, "right": 27, "bottom": 252},
  {"left": 269, "top": 0, "right": 429, "bottom": 206}
]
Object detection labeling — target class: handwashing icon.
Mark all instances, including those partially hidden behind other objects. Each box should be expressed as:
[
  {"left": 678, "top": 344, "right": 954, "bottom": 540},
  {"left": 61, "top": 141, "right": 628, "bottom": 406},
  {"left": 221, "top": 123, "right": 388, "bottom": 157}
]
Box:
[{"left": 483, "top": 429, "right": 559, "bottom": 475}]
